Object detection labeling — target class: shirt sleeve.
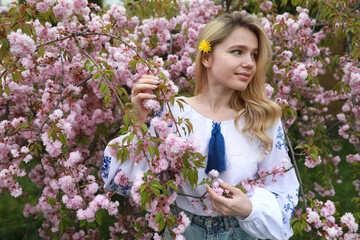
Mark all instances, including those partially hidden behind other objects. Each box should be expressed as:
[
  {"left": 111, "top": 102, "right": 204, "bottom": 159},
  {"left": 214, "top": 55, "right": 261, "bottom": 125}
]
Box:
[
  {"left": 236, "top": 118, "right": 300, "bottom": 240},
  {"left": 101, "top": 132, "right": 150, "bottom": 196}
]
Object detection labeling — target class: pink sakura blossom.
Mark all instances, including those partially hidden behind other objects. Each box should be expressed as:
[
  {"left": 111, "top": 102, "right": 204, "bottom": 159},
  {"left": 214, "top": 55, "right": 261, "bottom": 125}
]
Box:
[
  {"left": 58, "top": 175, "right": 77, "bottom": 196},
  {"left": 346, "top": 154, "right": 360, "bottom": 163},
  {"left": 326, "top": 226, "right": 341, "bottom": 239},
  {"left": 337, "top": 113, "right": 347, "bottom": 123},
  {"left": 259, "top": 1, "right": 273, "bottom": 11},
  {"left": 151, "top": 117, "right": 172, "bottom": 139},
  {"left": 353, "top": 180, "right": 360, "bottom": 195},
  {"left": 63, "top": 151, "right": 82, "bottom": 168},
  {"left": 49, "top": 109, "right": 64, "bottom": 121},
  {"left": 320, "top": 200, "right": 336, "bottom": 217},
  {"left": 151, "top": 157, "right": 169, "bottom": 174},
  {"left": 130, "top": 171, "right": 144, "bottom": 205},
  {"left": 84, "top": 182, "right": 99, "bottom": 198},
  {"left": 53, "top": 0, "right": 73, "bottom": 19},
  {"left": 340, "top": 213, "right": 359, "bottom": 233},
  {"left": 208, "top": 169, "right": 219, "bottom": 179},
  {"left": 62, "top": 195, "right": 83, "bottom": 209},
  {"left": 114, "top": 171, "right": 129, "bottom": 186},
  {"left": 36, "top": 1, "right": 50, "bottom": 13},
  {"left": 349, "top": 72, "right": 360, "bottom": 95},
  {"left": 343, "top": 233, "right": 360, "bottom": 240},
  {"left": 280, "top": 50, "right": 292, "bottom": 62},
  {"left": 23, "top": 155, "right": 33, "bottom": 163},
  {"left": 175, "top": 235, "right": 185, "bottom": 240},
  {"left": 77, "top": 194, "right": 119, "bottom": 221},
  {"left": 73, "top": 0, "right": 88, "bottom": 14},
  {"left": 173, "top": 212, "right": 190, "bottom": 235},
  {"left": 143, "top": 99, "right": 161, "bottom": 112},
  {"left": 264, "top": 83, "right": 274, "bottom": 99},
  {"left": 339, "top": 124, "right": 350, "bottom": 139},
  {"left": 304, "top": 155, "right": 322, "bottom": 168},
  {"left": 306, "top": 208, "right": 322, "bottom": 228},
  {"left": 7, "top": 29, "right": 36, "bottom": 58},
  {"left": 314, "top": 182, "right": 335, "bottom": 197},
  {"left": 212, "top": 186, "right": 224, "bottom": 196}
]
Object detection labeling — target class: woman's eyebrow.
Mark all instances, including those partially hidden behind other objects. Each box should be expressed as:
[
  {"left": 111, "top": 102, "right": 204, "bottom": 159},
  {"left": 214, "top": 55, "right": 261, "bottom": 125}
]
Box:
[{"left": 228, "top": 44, "right": 258, "bottom": 52}]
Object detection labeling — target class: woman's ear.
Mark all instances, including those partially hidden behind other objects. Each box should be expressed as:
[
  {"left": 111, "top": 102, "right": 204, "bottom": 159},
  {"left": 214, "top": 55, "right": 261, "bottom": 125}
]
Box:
[{"left": 202, "top": 53, "right": 211, "bottom": 68}]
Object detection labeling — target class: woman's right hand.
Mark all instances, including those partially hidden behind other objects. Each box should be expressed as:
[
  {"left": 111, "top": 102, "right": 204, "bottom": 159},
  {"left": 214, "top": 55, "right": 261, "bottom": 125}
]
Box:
[{"left": 130, "top": 75, "right": 159, "bottom": 126}]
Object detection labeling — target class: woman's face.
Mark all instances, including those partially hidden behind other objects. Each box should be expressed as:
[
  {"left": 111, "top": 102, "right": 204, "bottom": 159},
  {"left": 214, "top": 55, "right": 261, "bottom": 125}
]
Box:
[{"left": 203, "top": 27, "right": 258, "bottom": 94}]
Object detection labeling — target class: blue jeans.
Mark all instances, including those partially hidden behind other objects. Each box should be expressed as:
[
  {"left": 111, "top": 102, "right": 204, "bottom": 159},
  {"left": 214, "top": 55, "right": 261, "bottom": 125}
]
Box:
[{"left": 166, "top": 208, "right": 257, "bottom": 240}]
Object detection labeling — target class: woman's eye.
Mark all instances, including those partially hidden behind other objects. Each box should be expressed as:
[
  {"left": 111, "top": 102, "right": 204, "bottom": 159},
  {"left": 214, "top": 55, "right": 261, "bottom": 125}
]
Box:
[
  {"left": 251, "top": 53, "right": 258, "bottom": 59},
  {"left": 232, "top": 50, "right": 242, "bottom": 55}
]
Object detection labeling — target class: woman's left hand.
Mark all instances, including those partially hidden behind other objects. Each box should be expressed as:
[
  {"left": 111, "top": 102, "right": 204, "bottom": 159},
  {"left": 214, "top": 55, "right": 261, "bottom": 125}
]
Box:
[{"left": 206, "top": 181, "right": 252, "bottom": 218}]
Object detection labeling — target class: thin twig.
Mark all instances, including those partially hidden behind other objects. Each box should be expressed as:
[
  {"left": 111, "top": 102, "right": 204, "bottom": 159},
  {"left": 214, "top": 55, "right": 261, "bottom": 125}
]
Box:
[{"left": 284, "top": 129, "right": 308, "bottom": 210}]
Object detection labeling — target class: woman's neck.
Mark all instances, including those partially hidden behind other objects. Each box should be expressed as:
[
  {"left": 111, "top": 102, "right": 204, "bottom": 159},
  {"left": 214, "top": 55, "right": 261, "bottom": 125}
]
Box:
[{"left": 187, "top": 87, "right": 236, "bottom": 122}]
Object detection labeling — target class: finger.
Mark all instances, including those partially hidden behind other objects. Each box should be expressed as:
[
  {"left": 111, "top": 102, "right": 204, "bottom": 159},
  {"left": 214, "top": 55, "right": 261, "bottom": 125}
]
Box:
[
  {"left": 219, "top": 181, "right": 243, "bottom": 196},
  {"left": 132, "top": 83, "right": 158, "bottom": 95},
  {"left": 132, "top": 92, "right": 156, "bottom": 100},
  {"left": 138, "top": 75, "right": 159, "bottom": 84},
  {"left": 206, "top": 184, "right": 229, "bottom": 204}
]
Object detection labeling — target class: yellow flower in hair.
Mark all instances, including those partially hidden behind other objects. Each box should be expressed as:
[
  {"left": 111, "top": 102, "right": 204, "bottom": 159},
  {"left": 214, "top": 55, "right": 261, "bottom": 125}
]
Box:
[{"left": 199, "top": 40, "right": 211, "bottom": 53}]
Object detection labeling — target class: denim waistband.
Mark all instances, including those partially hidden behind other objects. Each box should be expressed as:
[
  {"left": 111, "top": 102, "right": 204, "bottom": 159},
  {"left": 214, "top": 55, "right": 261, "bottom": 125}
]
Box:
[{"left": 180, "top": 208, "right": 240, "bottom": 231}]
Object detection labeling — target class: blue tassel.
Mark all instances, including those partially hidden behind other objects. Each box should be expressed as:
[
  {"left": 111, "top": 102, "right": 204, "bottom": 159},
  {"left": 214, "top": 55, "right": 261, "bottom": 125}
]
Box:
[{"left": 205, "top": 121, "right": 226, "bottom": 174}]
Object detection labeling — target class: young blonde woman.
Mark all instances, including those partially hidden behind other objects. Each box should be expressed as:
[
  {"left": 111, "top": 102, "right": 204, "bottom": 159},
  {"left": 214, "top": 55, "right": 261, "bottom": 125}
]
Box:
[{"left": 103, "top": 11, "right": 299, "bottom": 240}]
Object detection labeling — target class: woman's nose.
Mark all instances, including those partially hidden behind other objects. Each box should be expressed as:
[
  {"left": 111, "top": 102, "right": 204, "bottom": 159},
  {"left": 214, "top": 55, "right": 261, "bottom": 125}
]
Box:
[{"left": 242, "top": 54, "right": 255, "bottom": 69}]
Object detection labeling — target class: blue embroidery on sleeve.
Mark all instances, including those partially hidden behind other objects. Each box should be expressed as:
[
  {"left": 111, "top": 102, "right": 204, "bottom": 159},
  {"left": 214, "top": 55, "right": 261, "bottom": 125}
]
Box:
[
  {"left": 284, "top": 193, "right": 297, "bottom": 219},
  {"left": 102, "top": 155, "right": 111, "bottom": 179},
  {"left": 275, "top": 126, "right": 287, "bottom": 151}
]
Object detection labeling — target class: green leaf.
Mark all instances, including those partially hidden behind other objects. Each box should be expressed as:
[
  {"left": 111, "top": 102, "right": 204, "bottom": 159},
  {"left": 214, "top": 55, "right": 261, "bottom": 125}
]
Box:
[
  {"left": 121, "top": 147, "right": 128, "bottom": 164},
  {"left": 25, "top": 8, "right": 33, "bottom": 17},
  {"left": 154, "top": 212, "right": 162, "bottom": 224},
  {"left": 38, "top": 46, "right": 45, "bottom": 57},
  {"left": 140, "top": 184, "right": 147, "bottom": 193},
  {"left": 104, "top": 94, "right": 112, "bottom": 108},
  {"left": 92, "top": 73, "right": 102, "bottom": 79},
  {"left": 159, "top": 72, "right": 166, "bottom": 79},
  {"left": 47, "top": 196, "right": 56, "bottom": 206},
  {"left": 79, "top": 220, "right": 87, "bottom": 227},
  {"left": 150, "top": 186, "right": 161, "bottom": 197},
  {"left": 148, "top": 145, "right": 155, "bottom": 158},
  {"left": 59, "top": 132, "right": 67, "bottom": 145},
  {"left": 166, "top": 182, "right": 178, "bottom": 192},
  {"left": 109, "top": 143, "right": 121, "bottom": 149},
  {"left": 96, "top": 210, "right": 103, "bottom": 225},
  {"left": 59, "top": 220, "right": 64, "bottom": 233},
  {"left": 123, "top": 113, "right": 130, "bottom": 126},
  {"left": 158, "top": 217, "right": 165, "bottom": 232}
]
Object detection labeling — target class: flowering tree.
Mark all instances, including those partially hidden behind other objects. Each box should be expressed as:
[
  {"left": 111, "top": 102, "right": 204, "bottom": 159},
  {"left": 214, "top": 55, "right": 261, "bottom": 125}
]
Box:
[{"left": 0, "top": 0, "right": 359, "bottom": 239}]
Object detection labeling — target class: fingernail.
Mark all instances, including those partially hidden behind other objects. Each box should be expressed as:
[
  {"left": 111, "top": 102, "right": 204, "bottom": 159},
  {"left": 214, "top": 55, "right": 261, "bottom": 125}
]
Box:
[
  {"left": 218, "top": 178, "right": 224, "bottom": 183},
  {"left": 151, "top": 84, "right": 158, "bottom": 89},
  {"left": 153, "top": 79, "right": 160, "bottom": 84},
  {"left": 151, "top": 94, "right": 157, "bottom": 98}
]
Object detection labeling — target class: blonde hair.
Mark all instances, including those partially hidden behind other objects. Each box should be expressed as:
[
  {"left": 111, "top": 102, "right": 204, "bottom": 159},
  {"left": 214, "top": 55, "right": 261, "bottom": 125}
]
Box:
[{"left": 194, "top": 11, "right": 281, "bottom": 156}]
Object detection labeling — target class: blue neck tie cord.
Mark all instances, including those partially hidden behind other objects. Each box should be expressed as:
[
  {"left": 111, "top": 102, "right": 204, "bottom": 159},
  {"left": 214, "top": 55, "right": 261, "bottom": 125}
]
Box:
[{"left": 205, "top": 121, "right": 226, "bottom": 174}]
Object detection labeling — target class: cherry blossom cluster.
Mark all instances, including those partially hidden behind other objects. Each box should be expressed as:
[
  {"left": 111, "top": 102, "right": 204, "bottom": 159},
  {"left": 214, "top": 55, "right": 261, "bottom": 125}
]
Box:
[{"left": 305, "top": 200, "right": 358, "bottom": 240}]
